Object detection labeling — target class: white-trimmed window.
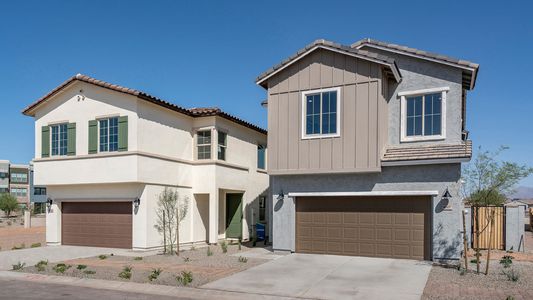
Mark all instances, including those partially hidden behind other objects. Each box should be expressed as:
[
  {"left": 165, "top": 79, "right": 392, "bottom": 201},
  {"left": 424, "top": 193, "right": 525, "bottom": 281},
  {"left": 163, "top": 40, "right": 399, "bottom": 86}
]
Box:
[
  {"left": 399, "top": 87, "right": 448, "bottom": 142},
  {"left": 50, "top": 123, "right": 68, "bottom": 156},
  {"left": 99, "top": 117, "right": 119, "bottom": 152},
  {"left": 197, "top": 130, "right": 212, "bottom": 160},
  {"left": 217, "top": 131, "right": 227, "bottom": 160},
  {"left": 301, "top": 87, "right": 341, "bottom": 139}
]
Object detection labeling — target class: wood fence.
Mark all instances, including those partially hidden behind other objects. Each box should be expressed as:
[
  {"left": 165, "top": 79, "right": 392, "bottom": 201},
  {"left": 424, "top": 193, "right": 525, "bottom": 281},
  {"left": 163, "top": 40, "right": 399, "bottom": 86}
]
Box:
[{"left": 471, "top": 206, "right": 505, "bottom": 250}]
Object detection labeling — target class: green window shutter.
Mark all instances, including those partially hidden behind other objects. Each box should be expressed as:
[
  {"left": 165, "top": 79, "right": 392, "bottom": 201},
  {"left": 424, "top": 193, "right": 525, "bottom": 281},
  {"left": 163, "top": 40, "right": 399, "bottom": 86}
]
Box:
[
  {"left": 88, "top": 120, "right": 98, "bottom": 154},
  {"left": 67, "top": 123, "right": 76, "bottom": 156},
  {"left": 118, "top": 116, "right": 128, "bottom": 152},
  {"left": 41, "top": 126, "right": 50, "bottom": 158}
]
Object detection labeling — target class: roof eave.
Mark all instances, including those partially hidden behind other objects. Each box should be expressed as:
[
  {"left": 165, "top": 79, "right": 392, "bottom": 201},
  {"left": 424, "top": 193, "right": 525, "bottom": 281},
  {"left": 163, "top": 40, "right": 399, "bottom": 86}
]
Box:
[{"left": 255, "top": 44, "right": 402, "bottom": 89}]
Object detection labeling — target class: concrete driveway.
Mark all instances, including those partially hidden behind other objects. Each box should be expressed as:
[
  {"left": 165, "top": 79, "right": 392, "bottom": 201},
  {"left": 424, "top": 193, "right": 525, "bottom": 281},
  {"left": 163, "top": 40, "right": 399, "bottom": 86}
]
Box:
[
  {"left": 0, "top": 246, "right": 135, "bottom": 270},
  {"left": 202, "top": 253, "right": 432, "bottom": 300}
]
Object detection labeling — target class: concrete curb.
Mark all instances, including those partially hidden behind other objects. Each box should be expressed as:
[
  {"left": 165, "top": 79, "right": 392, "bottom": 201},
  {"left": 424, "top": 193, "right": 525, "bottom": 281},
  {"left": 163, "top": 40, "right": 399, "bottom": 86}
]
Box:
[{"left": 0, "top": 271, "right": 302, "bottom": 300}]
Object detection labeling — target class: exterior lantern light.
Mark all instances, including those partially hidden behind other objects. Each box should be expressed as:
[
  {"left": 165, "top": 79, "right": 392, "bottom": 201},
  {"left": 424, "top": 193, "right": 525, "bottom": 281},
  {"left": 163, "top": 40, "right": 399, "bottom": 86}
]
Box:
[
  {"left": 133, "top": 197, "right": 141, "bottom": 208},
  {"left": 46, "top": 198, "right": 53, "bottom": 208},
  {"left": 277, "top": 190, "right": 284, "bottom": 201},
  {"left": 442, "top": 188, "right": 452, "bottom": 200}
]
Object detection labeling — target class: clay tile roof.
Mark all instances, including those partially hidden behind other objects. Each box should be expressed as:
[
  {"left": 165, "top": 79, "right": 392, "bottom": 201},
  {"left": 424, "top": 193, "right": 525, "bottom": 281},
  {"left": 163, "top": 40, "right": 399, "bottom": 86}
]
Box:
[
  {"left": 351, "top": 38, "right": 479, "bottom": 89},
  {"left": 382, "top": 141, "right": 472, "bottom": 163},
  {"left": 255, "top": 39, "right": 402, "bottom": 88},
  {"left": 22, "top": 74, "right": 266, "bottom": 135}
]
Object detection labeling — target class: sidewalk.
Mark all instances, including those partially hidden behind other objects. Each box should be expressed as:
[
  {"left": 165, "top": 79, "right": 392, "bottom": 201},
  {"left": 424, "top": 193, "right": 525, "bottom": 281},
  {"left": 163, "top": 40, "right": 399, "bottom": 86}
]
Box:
[{"left": 0, "top": 271, "right": 302, "bottom": 300}]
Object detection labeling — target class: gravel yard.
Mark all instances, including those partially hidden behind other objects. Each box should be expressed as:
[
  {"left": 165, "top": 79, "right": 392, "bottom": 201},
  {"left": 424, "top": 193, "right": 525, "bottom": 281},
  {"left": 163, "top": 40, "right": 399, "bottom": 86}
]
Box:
[
  {"left": 423, "top": 260, "right": 533, "bottom": 299},
  {"left": 19, "top": 243, "right": 270, "bottom": 287}
]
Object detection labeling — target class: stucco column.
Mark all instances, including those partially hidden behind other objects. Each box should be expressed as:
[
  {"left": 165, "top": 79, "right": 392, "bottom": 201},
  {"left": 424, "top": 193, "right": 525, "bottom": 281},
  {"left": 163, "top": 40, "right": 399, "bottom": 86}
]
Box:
[
  {"left": 208, "top": 190, "right": 219, "bottom": 244},
  {"left": 46, "top": 202, "right": 61, "bottom": 246}
]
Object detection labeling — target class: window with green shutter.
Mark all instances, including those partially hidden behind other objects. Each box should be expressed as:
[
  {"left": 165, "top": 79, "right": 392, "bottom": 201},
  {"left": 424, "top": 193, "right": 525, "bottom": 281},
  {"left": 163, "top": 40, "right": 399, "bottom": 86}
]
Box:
[
  {"left": 88, "top": 120, "right": 98, "bottom": 154},
  {"left": 67, "top": 123, "right": 76, "bottom": 156},
  {"left": 118, "top": 116, "right": 128, "bottom": 151}
]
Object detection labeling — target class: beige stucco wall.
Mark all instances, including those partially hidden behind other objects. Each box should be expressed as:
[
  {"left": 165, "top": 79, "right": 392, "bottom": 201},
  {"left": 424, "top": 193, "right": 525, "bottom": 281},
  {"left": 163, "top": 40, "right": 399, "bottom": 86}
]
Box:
[{"left": 32, "top": 82, "right": 268, "bottom": 249}]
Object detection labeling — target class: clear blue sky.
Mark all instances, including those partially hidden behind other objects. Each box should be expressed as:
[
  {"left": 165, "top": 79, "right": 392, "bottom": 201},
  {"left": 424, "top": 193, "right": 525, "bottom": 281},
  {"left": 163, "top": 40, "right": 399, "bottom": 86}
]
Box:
[{"left": 1, "top": 1, "right": 532, "bottom": 186}]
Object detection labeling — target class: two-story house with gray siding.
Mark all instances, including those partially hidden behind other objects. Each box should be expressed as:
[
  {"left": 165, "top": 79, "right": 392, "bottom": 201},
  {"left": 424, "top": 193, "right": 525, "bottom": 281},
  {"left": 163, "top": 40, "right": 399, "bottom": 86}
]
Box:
[{"left": 256, "top": 38, "right": 478, "bottom": 261}]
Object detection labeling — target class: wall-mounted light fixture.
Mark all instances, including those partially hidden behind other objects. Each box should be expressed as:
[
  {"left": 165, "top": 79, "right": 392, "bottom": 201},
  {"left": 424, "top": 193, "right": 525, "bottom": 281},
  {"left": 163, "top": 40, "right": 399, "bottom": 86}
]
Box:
[
  {"left": 277, "top": 190, "right": 284, "bottom": 201},
  {"left": 46, "top": 198, "right": 53, "bottom": 208},
  {"left": 133, "top": 197, "right": 141, "bottom": 208},
  {"left": 442, "top": 188, "right": 452, "bottom": 200}
]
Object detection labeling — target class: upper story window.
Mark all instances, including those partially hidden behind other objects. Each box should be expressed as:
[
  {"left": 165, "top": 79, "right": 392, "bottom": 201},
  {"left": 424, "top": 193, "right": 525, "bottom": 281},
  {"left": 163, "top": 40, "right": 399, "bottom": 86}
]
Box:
[
  {"left": 197, "top": 130, "right": 211, "bottom": 160},
  {"left": 10, "top": 187, "right": 27, "bottom": 197},
  {"left": 217, "top": 132, "right": 227, "bottom": 160},
  {"left": 399, "top": 87, "right": 448, "bottom": 142},
  {"left": 99, "top": 117, "right": 119, "bottom": 152},
  {"left": 302, "top": 87, "right": 341, "bottom": 139},
  {"left": 34, "top": 187, "right": 47, "bottom": 195},
  {"left": 10, "top": 173, "right": 27, "bottom": 183},
  {"left": 51, "top": 123, "right": 68, "bottom": 156},
  {"left": 0, "top": 172, "right": 8, "bottom": 179},
  {"left": 257, "top": 145, "right": 266, "bottom": 170}
]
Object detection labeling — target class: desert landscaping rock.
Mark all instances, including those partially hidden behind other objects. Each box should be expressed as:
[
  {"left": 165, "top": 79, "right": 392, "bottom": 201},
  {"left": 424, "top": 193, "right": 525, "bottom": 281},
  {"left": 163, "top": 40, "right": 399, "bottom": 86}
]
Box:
[
  {"left": 21, "top": 243, "right": 269, "bottom": 288},
  {"left": 423, "top": 260, "right": 533, "bottom": 299}
]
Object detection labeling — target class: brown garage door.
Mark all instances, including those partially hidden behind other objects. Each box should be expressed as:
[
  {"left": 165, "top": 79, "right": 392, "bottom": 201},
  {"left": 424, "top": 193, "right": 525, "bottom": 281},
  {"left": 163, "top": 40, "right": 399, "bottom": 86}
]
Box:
[
  {"left": 62, "top": 202, "right": 132, "bottom": 249},
  {"left": 296, "top": 196, "right": 431, "bottom": 260}
]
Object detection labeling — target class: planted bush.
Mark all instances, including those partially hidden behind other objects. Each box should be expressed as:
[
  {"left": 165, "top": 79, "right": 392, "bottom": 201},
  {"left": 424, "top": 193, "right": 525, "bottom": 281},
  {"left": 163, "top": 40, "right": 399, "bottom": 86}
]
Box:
[
  {"left": 30, "top": 243, "right": 41, "bottom": 248},
  {"left": 133, "top": 256, "right": 143, "bottom": 261},
  {"left": 12, "top": 262, "right": 25, "bottom": 270},
  {"left": 176, "top": 271, "right": 193, "bottom": 286},
  {"left": 76, "top": 264, "right": 87, "bottom": 270},
  {"left": 500, "top": 255, "right": 514, "bottom": 268},
  {"left": 118, "top": 266, "right": 132, "bottom": 280},
  {"left": 206, "top": 246, "right": 213, "bottom": 257},
  {"left": 220, "top": 241, "right": 228, "bottom": 253},
  {"left": 35, "top": 260, "right": 48, "bottom": 271},
  {"left": 98, "top": 254, "right": 107, "bottom": 260},
  {"left": 148, "top": 268, "right": 163, "bottom": 281},
  {"left": 53, "top": 263, "right": 71, "bottom": 274},
  {"left": 238, "top": 256, "right": 248, "bottom": 263},
  {"left": 83, "top": 270, "right": 96, "bottom": 275},
  {"left": 503, "top": 268, "right": 519, "bottom": 282},
  {"left": 183, "top": 257, "right": 190, "bottom": 262}
]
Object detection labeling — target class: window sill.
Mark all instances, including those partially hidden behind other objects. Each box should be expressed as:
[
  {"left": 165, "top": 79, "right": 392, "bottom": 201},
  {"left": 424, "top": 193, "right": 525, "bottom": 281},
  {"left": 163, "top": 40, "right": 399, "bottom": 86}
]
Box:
[
  {"left": 400, "top": 135, "right": 445, "bottom": 143},
  {"left": 257, "top": 168, "right": 267, "bottom": 174},
  {"left": 301, "top": 133, "right": 340, "bottom": 140}
]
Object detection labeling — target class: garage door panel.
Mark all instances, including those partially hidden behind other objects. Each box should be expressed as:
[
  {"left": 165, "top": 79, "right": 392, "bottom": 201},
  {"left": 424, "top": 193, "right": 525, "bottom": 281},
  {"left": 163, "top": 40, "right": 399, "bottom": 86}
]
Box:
[
  {"left": 62, "top": 202, "right": 132, "bottom": 249},
  {"left": 296, "top": 196, "right": 430, "bottom": 260}
]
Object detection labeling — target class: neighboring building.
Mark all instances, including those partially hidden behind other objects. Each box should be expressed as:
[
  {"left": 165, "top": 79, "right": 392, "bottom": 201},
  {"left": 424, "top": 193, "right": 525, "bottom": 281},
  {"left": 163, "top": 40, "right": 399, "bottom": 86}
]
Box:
[
  {"left": 23, "top": 74, "right": 268, "bottom": 250},
  {"left": 256, "top": 38, "right": 478, "bottom": 261},
  {"left": 0, "top": 160, "right": 9, "bottom": 195},
  {"left": 8, "top": 164, "right": 30, "bottom": 209}
]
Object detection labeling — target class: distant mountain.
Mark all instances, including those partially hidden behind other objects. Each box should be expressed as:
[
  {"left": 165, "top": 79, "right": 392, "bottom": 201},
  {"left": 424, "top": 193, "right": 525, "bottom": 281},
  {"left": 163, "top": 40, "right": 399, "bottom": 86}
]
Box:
[{"left": 509, "top": 186, "right": 533, "bottom": 199}]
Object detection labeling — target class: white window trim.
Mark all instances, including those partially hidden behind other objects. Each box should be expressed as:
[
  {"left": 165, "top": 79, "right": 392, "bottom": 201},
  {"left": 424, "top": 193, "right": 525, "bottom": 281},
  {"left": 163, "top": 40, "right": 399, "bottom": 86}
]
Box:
[
  {"left": 301, "top": 87, "right": 341, "bottom": 140},
  {"left": 217, "top": 130, "right": 228, "bottom": 161},
  {"left": 97, "top": 117, "right": 119, "bottom": 153},
  {"left": 50, "top": 123, "right": 68, "bottom": 157},
  {"left": 400, "top": 87, "right": 448, "bottom": 143},
  {"left": 196, "top": 129, "right": 213, "bottom": 160}
]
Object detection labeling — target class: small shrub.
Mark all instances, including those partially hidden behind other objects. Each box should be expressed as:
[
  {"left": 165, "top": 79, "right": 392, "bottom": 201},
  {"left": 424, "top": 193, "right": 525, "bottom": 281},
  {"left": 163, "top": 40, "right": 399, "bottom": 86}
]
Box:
[
  {"left": 53, "top": 263, "right": 71, "bottom": 274},
  {"left": 35, "top": 260, "right": 48, "bottom": 272},
  {"left": 459, "top": 267, "right": 466, "bottom": 276},
  {"left": 12, "top": 262, "right": 25, "bottom": 270},
  {"left": 98, "top": 254, "right": 107, "bottom": 260},
  {"left": 118, "top": 266, "right": 132, "bottom": 280},
  {"left": 30, "top": 242, "right": 41, "bottom": 248},
  {"left": 470, "top": 258, "right": 480, "bottom": 264},
  {"left": 238, "top": 256, "right": 248, "bottom": 263},
  {"left": 83, "top": 270, "right": 96, "bottom": 275},
  {"left": 133, "top": 256, "right": 143, "bottom": 261},
  {"left": 11, "top": 244, "right": 24, "bottom": 250},
  {"left": 506, "top": 296, "right": 515, "bottom": 300},
  {"left": 503, "top": 268, "right": 519, "bottom": 282},
  {"left": 206, "top": 246, "right": 213, "bottom": 256},
  {"left": 76, "top": 264, "right": 87, "bottom": 270},
  {"left": 220, "top": 241, "right": 228, "bottom": 253},
  {"left": 148, "top": 268, "right": 163, "bottom": 281},
  {"left": 183, "top": 257, "right": 190, "bottom": 262},
  {"left": 500, "top": 255, "right": 514, "bottom": 268},
  {"left": 190, "top": 245, "right": 196, "bottom": 251},
  {"left": 176, "top": 271, "right": 193, "bottom": 286}
]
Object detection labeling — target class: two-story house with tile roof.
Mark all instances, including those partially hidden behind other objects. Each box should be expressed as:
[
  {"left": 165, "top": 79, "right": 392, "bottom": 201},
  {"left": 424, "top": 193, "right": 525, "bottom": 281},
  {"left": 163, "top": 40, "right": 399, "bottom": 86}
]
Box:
[
  {"left": 23, "top": 74, "right": 268, "bottom": 250},
  {"left": 256, "top": 38, "right": 478, "bottom": 261}
]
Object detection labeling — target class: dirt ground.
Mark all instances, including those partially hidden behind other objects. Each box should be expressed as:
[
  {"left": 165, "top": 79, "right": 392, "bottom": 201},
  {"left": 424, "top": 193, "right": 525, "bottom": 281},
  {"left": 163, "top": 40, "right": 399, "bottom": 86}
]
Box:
[
  {"left": 0, "top": 226, "right": 45, "bottom": 251},
  {"left": 21, "top": 243, "right": 269, "bottom": 287}
]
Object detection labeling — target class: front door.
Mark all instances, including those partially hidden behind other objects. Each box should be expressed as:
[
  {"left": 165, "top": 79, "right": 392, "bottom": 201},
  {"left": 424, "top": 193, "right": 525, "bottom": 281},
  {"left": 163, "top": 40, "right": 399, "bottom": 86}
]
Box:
[{"left": 226, "top": 193, "right": 243, "bottom": 239}]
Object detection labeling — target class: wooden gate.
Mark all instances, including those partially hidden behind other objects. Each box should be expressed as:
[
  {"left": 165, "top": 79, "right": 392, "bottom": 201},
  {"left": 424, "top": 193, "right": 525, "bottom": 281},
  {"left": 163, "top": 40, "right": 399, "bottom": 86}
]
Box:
[{"left": 472, "top": 206, "right": 505, "bottom": 250}]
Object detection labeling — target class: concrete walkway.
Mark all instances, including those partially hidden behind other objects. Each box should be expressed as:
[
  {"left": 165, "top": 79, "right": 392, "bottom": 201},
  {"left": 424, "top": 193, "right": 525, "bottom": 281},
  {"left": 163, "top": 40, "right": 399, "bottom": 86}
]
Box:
[
  {"left": 0, "top": 271, "right": 299, "bottom": 299},
  {"left": 202, "top": 253, "right": 432, "bottom": 300},
  {"left": 0, "top": 245, "right": 140, "bottom": 270}
]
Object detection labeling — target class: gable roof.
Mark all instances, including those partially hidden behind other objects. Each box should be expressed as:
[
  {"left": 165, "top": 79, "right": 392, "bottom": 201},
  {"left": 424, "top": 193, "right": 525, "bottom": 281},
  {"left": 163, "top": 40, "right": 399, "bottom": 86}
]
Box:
[
  {"left": 22, "top": 74, "right": 266, "bottom": 135},
  {"left": 351, "top": 38, "right": 479, "bottom": 90},
  {"left": 255, "top": 39, "right": 402, "bottom": 88}
]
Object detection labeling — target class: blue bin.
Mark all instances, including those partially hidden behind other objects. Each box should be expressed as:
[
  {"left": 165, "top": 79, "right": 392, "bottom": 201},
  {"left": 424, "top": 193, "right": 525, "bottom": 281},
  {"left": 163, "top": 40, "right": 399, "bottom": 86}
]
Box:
[{"left": 256, "top": 222, "right": 265, "bottom": 241}]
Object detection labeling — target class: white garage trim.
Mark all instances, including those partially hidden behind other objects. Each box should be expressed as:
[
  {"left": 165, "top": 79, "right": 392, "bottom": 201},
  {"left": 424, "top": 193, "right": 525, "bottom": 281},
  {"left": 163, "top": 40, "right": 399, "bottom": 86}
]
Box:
[{"left": 288, "top": 191, "right": 439, "bottom": 197}]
